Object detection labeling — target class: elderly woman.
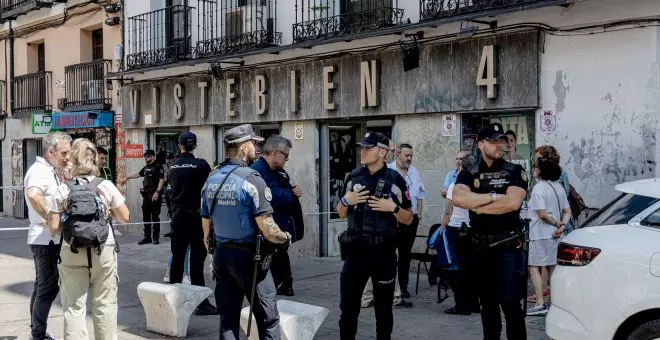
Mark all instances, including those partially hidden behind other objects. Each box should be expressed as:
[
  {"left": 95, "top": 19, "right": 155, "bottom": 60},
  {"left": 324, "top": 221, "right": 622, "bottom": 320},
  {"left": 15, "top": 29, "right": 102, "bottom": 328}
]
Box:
[
  {"left": 526, "top": 155, "right": 571, "bottom": 316},
  {"left": 48, "top": 138, "right": 130, "bottom": 340}
]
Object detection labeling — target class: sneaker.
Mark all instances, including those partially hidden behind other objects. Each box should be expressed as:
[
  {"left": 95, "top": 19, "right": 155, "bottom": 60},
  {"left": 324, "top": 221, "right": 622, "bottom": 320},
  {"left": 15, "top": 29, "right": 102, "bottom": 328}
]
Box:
[
  {"left": 526, "top": 288, "right": 551, "bottom": 302},
  {"left": 393, "top": 300, "right": 413, "bottom": 308},
  {"left": 137, "top": 237, "right": 152, "bottom": 245},
  {"left": 526, "top": 304, "right": 549, "bottom": 316},
  {"left": 163, "top": 276, "right": 170, "bottom": 283},
  {"left": 182, "top": 275, "right": 191, "bottom": 285}
]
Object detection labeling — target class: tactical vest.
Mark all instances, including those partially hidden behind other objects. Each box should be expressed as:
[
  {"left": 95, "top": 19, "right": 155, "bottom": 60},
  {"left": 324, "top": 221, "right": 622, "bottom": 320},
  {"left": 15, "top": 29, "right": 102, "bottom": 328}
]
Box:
[
  {"left": 470, "top": 161, "right": 521, "bottom": 235},
  {"left": 207, "top": 165, "right": 260, "bottom": 244},
  {"left": 142, "top": 163, "right": 161, "bottom": 190},
  {"left": 346, "top": 167, "right": 400, "bottom": 238}
]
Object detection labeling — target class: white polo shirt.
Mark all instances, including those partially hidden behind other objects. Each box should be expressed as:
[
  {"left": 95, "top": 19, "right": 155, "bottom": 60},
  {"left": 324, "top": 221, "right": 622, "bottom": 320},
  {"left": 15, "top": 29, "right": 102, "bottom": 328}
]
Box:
[
  {"left": 24, "top": 156, "right": 61, "bottom": 245},
  {"left": 388, "top": 162, "right": 426, "bottom": 215}
]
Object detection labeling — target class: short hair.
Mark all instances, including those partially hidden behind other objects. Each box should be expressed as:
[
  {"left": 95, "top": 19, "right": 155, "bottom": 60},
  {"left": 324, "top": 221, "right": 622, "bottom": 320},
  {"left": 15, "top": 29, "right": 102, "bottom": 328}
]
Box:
[
  {"left": 262, "top": 135, "right": 292, "bottom": 154},
  {"left": 398, "top": 143, "right": 413, "bottom": 152},
  {"left": 43, "top": 131, "right": 71, "bottom": 152},
  {"left": 535, "top": 145, "right": 561, "bottom": 163},
  {"left": 70, "top": 138, "right": 100, "bottom": 177},
  {"left": 97, "top": 147, "right": 108, "bottom": 155},
  {"left": 505, "top": 130, "right": 517, "bottom": 140},
  {"left": 536, "top": 157, "right": 562, "bottom": 181}
]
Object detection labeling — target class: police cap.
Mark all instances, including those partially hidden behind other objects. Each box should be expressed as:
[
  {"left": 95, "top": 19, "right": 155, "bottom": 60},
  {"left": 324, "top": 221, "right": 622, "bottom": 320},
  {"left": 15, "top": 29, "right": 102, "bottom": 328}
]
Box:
[
  {"left": 224, "top": 124, "right": 265, "bottom": 145},
  {"left": 478, "top": 123, "right": 508, "bottom": 141},
  {"left": 144, "top": 149, "right": 156, "bottom": 157},
  {"left": 179, "top": 131, "right": 197, "bottom": 148},
  {"left": 357, "top": 132, "right": 390, "bottom": 149}
]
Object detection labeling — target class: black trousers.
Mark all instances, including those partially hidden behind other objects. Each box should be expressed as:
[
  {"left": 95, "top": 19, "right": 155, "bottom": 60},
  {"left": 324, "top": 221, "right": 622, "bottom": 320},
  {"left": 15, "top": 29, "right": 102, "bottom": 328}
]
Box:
[
  {"left": 169, "top": 209, "right": 207, "bottom": 288},
  {"left": 141, "top": 191, "right": 162, "bottom": 239},
  {"left": 474, "top": 245, "right": 527, "bottom": 340},
  {"left": 446, "top": 227, "right": 479, "bottom": 310},
  {"left": 339, "top": 245, "right": 397, "bottom": 340},
  {"left": 270, "top": 245, "right": 293, "bottom": 289},
  {"left": 29, "top": 242, "right": 61, "bottom": 338},
  {"left": 214, "top": 246, "right": 280, "bottom": 340},
  {"left": 397, "top": 214, "right": 419, "bottom": 291}
]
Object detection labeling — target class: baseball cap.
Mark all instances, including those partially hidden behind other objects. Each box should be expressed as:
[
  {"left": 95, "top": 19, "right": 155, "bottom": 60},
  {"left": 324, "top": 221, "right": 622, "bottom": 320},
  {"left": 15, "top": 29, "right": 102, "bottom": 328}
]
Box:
[
  {"left": 144, "top": 149, "right": 155, "bottom": 157},
  {"left": 478, "top": 123, "right": 507, "bottom": 141},
  {"left": 179, "top": 131, "right": 197, "bottom": 147},
  {"left": 224, "top": 124, "right": 265, "bottom": 145},
  {"left": 356, "top": 132, "right": 390, "bottom": 149}
]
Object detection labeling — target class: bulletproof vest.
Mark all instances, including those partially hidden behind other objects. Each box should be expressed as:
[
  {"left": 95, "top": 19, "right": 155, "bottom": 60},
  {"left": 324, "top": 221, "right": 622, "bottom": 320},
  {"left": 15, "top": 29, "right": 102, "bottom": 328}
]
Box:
[
  {"left": 142, "top": 163, "right": 161, "bottom": 189},
  {"left": 470, "top": 161, "right": 521, "bottom": 235},
  {"left": 206, "top": 165, "right": 259, "bottom": 244},
  {"left": 346, "top": 167, "right": 399, "bottom": 238}
]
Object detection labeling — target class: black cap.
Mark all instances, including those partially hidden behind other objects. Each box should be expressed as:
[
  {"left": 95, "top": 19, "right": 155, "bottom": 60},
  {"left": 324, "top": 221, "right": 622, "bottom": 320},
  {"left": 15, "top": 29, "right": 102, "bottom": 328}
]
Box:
[
  {"left": 478, "top": 123, "right": 507, "bottom": 141},
  {"left": 144, "top": 149, "right": 155, "bottom": 157},
  {"left": 179, "top": 131, "right": 197, "bottom": 147},
  {"left": 356, "top": 132, "right": 389, "bottom": 149},
  {"left": 166, "top": 152, "right": 174, "bottom": 160},
  {"left": 224, "top": 124, "right": 265, "bottom": 145}
]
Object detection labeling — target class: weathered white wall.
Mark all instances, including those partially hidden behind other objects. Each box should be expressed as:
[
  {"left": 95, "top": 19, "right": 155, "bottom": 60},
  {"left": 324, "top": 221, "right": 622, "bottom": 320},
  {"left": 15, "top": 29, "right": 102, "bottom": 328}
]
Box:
[
  {"left": 117, "top": 128, "right": 153, "bottom": 236},
  {"left": 537, "top": 27, "right": 659, "bottom": 208}
]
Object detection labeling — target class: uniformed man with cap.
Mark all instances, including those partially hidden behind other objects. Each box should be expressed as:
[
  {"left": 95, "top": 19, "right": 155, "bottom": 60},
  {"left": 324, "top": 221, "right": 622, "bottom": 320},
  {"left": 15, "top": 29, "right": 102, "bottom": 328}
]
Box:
[
  {"left": 452, "top": 122, "right": 529, "bottom": 340},
  {"left": 167, "top": 131, "right": 217, "bottom": 315},
  {"left": 125, "top": 149, "right": 165, "bottom": 245},
  {"left": 337, "top": 131, "right": 414, "bottom": 340},
  {"left": 201, "top": 124, "right": 290, "bottom": 339}
]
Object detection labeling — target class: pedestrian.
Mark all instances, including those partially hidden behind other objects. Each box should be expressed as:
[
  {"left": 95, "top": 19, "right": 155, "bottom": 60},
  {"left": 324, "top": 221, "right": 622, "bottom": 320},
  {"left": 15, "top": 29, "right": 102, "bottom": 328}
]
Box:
[
  {"left": 441, "top": 150, "right": 464, "bottom": 198},
  {"left": 123, "top": 149, "right": 165, "bottom": 245},
  {"left": 47, "top": 138, "right": 130, "bottom": 340},
  {"left": 251, "top": 134, "right": 304, "bottom": 297},
  {"left": 533, "top": 145, "right": 574, "bottom": 233},
  {"left": 526, "top": 156, "right": 571, "bottom": 316},
  {"left": 337, "top": 131, "right": 414, "bottom": 340},
  {"left": 97, "top": 147, "right": 112, "bottom": 182},
  {"left": 201, "top": 124, "right": 291, "bottom": 339},
  {"left": 452, "top": 123, "right": 529, "bottom": 340},
  {"left": 167, "top": 132, "right": 217, "bottom": 315},
  {"left": 24, "top": 131, "right": 71, "bottom": 340},
  {"left": 441, "top": 150, "right": 480, "bottom": 315},
  {"left": 505, "top": 130, "right": 532, "bottom": 180},
  {"left": 389, "top": 143, "right": 426, "bottom": 298}
]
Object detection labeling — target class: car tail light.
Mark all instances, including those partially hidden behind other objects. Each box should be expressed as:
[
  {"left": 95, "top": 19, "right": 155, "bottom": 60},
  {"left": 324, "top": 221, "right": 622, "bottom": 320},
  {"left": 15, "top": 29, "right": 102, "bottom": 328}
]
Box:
[{"left": 557, "top": 242, "right": 601, "bottom": 266}]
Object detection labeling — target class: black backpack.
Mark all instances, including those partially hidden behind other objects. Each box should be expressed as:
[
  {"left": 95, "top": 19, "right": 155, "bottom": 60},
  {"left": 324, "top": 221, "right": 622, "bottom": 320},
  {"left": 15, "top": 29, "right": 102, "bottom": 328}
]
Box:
[{"left": 62, "top": 177, "right": 117, "bottom": 261}]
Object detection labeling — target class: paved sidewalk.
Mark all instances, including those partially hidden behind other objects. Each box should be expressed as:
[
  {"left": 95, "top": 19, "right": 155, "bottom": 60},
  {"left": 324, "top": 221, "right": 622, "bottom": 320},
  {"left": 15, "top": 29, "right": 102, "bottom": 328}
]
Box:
[{"left": 0, "top": 216, "right": 548, "bottom": 339}]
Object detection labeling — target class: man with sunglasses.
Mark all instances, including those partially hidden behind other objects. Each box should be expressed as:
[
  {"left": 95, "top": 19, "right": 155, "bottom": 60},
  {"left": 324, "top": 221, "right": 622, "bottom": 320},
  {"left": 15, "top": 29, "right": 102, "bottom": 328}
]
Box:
[
  {"left": 452, "top": 123, "right": 529, "bottom": 340},
  {"left": 124, "top": 149, "right": 165, "bottom": 245},
  {"left": 337, "top": 131, "right": 414, "bottom": 340}
]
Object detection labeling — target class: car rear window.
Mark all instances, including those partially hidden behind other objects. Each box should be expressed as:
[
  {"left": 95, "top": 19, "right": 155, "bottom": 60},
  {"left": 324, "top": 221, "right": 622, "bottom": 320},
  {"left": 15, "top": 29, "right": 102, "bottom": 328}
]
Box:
[{"left": 581, "top": 193, "right": 659, "bottom": 228}]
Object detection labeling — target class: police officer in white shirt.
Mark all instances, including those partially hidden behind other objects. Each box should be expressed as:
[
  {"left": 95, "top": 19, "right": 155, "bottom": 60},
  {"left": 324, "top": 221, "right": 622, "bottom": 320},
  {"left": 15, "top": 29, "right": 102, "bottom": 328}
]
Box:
[
  {"left": 24, "top": 131, "right": 72, "bottom": 340},
  {"left": 388, "top": 143, "right": 426, "bottom": 298}
]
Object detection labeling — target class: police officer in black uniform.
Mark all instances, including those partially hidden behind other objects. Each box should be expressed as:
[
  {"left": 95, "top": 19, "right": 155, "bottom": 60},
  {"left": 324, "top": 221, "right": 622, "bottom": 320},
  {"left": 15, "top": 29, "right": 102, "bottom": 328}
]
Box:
[
  {"left": 168, "top": 132, "right": 217, "bottom": 315},
  {"left": 201, "top": 124, "right": 291, "bottom": 339},
  {"left": 337, "top": 132, "right": 414, "bottom": 340},
  {"left": 452, "top": 123, "right": 529, "bottom": 340},
  {"left": 125, "top": 149, "right": 165, "bottom": 245}
]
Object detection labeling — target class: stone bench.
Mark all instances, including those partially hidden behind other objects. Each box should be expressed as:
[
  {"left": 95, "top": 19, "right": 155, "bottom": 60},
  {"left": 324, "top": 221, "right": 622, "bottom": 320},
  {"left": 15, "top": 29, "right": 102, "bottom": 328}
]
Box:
[
  {"left": 240, "top": 300, "right": 329, "bottom": 340},
  {"left": 137, "top": 282, "right": 213, "bottom": 337}
]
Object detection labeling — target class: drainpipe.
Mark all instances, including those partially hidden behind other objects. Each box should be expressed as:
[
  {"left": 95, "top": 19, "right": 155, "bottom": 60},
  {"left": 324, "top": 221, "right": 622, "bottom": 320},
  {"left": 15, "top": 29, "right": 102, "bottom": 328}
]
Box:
[{"left": 8, "top": 20, "right": 13, "bottom": 118}]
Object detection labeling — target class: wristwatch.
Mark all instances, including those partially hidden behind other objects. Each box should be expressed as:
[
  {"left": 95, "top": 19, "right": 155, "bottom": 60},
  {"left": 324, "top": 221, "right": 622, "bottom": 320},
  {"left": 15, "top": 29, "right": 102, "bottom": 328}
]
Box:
[
  {"left": 393, "top": 205, "right": 401, "bottom": 214},
  {"left": 490, "top": 192, "right": 497, "bottom": 202}
]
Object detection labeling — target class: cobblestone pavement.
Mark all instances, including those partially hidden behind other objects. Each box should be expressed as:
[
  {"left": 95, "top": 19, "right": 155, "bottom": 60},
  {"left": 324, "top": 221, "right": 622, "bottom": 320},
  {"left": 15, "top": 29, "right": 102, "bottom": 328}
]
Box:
[{"left": 0, "top": 216, "right": 548, "bottom": 339}]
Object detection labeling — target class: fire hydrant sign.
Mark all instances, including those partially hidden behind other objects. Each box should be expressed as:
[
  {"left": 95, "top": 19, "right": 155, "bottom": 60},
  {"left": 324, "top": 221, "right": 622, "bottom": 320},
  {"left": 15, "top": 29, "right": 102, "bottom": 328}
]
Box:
[{"left": 124, "top": 144, "right": 144, "bottom": 158}]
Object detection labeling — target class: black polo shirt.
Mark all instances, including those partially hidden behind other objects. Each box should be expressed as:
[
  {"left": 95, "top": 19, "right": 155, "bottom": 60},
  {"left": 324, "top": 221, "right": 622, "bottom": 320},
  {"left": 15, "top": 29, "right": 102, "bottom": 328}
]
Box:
[{"left": 169, "top": 153, "right": 212, "bottom": 211}]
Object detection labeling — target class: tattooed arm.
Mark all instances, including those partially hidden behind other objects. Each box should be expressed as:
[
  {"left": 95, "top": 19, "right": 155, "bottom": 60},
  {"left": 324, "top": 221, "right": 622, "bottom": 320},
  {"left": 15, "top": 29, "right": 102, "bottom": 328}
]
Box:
[{"left": 255, "top": 214, "right": 291, "bottom": 244}]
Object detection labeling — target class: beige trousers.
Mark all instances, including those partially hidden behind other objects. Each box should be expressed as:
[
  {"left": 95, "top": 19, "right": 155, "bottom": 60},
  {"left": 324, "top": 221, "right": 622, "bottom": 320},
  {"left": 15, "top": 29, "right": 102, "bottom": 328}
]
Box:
[{"left": 58, "top": 245, "right": 118, "bottom": 340}]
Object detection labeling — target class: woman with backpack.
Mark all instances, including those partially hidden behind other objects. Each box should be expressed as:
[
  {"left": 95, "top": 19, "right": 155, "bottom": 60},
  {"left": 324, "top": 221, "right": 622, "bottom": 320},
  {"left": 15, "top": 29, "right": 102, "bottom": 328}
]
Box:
[{"left": 48, "top": 138, "right": 130, "bottom": 340}]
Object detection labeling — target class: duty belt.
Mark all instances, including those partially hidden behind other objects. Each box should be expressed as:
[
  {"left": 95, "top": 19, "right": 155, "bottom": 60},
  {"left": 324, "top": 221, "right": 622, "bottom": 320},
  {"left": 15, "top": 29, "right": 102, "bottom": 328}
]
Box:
[
  {"left": 345, "top": 235, "right": 396, "bottom": 247},
  {"left": 472, "top": 231, "right": 521, "bottom": 249},
  {"left": 218, "top": 242, "right": 255, "bottom": 251}
]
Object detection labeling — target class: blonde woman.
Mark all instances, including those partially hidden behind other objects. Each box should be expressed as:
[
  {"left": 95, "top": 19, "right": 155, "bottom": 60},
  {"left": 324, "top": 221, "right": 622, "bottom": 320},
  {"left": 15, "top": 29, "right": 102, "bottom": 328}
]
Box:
[{"left": 48, "top": 138, "right": 130, "bottom": 340}]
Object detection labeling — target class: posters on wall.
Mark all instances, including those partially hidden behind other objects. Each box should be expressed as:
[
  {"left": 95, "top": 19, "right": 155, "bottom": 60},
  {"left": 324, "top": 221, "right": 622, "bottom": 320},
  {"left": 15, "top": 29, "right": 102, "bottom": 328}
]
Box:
[
  {"left": 541, "top": 110, "right": 557, "bottom": 133},
  {"left": 442, "top": 114, "right": 457, "bottom": 136}
]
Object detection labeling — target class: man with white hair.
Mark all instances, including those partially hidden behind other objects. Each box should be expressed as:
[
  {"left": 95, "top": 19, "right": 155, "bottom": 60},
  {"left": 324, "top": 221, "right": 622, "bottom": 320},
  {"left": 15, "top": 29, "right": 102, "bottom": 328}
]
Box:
[{"left": 24, "top": 131, "right": 72, "bottom": 340}]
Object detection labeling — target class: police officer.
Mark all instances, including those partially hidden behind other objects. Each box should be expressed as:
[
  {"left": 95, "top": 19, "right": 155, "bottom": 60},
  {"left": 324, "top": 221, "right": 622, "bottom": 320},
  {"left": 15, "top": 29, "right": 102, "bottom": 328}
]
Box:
[
  {"left": 167, "top": 132, "right": 217, "bottom": 315},
  {"left": 201, "top": 124, "right": 291, "bottom": 339},
  {"left": 163, "top": 152, "right": 175, "bottom": 219},
  {"left": 337, "top": 131, "right": 414, "bottom": 340},
  {"left": 125, "top": 149, "right": 165, "bottom": 245},
  {"left": 452, "top": 123, "right": 529, "bottom": 340}
]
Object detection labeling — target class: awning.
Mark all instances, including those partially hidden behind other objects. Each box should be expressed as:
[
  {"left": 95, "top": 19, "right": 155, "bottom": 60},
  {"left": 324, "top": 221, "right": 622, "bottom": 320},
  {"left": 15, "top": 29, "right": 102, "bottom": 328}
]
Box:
[{"left": 52, "top": 111, "right": 114, "bottom": 130}]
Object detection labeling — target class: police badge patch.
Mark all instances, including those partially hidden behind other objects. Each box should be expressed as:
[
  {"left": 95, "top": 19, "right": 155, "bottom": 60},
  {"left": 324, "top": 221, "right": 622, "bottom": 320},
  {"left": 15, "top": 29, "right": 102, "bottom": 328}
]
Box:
[
  {"left": 473, "top": 178, "right": 480, "bottom": 188},
  {"left": 264, "top": 187, "right": 273, "bottom": 201}
]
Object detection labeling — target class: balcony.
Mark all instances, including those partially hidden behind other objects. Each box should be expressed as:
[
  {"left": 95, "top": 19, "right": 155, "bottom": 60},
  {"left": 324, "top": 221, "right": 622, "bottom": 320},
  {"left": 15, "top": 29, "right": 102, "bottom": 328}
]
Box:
[
  {"left": 59, "top": 60, "right": 112, "bottom": 112},
  {"left": 13, "top": 71, "right": 52, "bottom": 116},
  {"left": 293, "top": 0, "right": 404, "bottom": 44},
  {"left": 126, "top": 5, "right": 194, "bottom": 70},
  {"left": 195, "top": 0, "right": 281, "bottom": 58},
  {"left": 420, "top": 0, "right": 561, "bottom": 21},
  {"left": 0, "top": 0, "right": 66, "bottom": 21}
]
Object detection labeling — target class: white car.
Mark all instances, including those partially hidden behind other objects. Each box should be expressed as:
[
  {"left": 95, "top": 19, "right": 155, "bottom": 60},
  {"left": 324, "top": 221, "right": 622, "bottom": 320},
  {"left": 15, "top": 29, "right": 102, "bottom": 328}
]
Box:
[{"left": 546, "top": 178, "right": 660, "bottom": 340}]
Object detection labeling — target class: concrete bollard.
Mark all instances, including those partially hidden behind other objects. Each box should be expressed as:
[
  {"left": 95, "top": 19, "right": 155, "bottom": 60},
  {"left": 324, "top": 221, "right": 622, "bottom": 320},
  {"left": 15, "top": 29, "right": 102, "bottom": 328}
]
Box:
[{"left": 240, "top": 300, "right": 330, "bottom": 340}]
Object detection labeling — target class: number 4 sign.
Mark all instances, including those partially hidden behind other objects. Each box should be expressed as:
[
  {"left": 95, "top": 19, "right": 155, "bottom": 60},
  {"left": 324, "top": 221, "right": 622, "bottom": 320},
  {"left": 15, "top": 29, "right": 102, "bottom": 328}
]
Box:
[{"left": 476, "top": 45, "right": 498, "bottom": 99}]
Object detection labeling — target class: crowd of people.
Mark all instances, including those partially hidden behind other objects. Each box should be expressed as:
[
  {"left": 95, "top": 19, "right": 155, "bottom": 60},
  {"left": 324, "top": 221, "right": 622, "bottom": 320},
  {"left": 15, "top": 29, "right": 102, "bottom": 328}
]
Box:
[{"left": 21, "top": 122, "right": 579, "bottom": 340}]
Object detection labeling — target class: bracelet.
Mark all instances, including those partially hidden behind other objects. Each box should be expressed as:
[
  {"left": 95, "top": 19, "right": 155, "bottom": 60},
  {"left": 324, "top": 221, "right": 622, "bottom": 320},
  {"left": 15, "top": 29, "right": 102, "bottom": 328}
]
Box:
[{"left": 340, "top": 196, "right": 350, "bottom": 207}]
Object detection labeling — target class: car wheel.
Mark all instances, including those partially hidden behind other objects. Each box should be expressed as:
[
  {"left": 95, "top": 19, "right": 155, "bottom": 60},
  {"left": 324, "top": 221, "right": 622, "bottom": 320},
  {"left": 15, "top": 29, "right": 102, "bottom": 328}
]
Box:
[{"left": 627, "top": 319, "right": 660, "bottom": 340}]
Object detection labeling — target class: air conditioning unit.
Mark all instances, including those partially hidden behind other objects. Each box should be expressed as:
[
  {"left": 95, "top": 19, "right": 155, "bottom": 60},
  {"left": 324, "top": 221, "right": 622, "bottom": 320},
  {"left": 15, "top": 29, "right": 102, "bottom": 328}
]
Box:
[{"left": 81, "top": 80, "right": 104, "bottom": 101}]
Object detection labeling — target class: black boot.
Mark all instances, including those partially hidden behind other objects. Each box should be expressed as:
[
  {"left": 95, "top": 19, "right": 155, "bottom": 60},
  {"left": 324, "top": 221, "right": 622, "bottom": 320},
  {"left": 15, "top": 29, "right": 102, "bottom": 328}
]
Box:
[
  {"left": 277, "top": 284, "right": 294, "bottom": 297},
  {"left": 195, "top": 299, "right": 219, "bottom": 316},
  {"left": 137, "top": 237, "right": 152, "bottom": 245},
  {"left": 444, "top": 305, "right": 471, "bottom": 315}
]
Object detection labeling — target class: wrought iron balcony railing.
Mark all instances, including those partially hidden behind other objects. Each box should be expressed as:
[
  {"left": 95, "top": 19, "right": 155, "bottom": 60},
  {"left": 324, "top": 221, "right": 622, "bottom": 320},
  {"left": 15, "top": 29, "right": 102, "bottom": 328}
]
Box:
[
  {"left": 13, "top": 71, "right": 52, "bottom": 115},
  {"left": 195, "top": 0, "right": 282, "bottom": 58},
  {"left": 60, "top": 60, "right": 112, "bottom": 112},
  {"left": 420, "top": 0, "right": 559, "bottom": 21},
  {"left": 0, "top": 0, "right": 66, "bottom": 21},
  {"left": 293, "top": 0, "right": 404, "bottom": 44},
  {"left": 126, "top": 5, "right": 194, "bottom": 70}
]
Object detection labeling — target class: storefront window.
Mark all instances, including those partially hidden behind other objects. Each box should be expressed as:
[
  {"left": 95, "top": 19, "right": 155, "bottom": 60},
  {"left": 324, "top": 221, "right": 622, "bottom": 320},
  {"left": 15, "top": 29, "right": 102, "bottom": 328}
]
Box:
[{"left": 155, "top": 132, "right": 182, "bottom": 165}]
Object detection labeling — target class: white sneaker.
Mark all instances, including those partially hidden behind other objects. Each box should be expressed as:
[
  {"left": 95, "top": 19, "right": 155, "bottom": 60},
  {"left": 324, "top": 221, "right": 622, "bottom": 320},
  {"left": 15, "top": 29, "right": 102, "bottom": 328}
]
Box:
[
  {"left": 163, "top": 276, "right": 169, "bottom": 283},
  {"left": 182, "top": 275, "right": 191, "bottom": 285}
]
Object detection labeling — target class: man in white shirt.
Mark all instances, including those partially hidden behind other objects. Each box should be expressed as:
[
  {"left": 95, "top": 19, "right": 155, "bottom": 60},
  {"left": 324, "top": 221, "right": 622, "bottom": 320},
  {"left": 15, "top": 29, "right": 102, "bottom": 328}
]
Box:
[
  {"left": 389, "top": 143, "right": 426, "bottom": 298},
  {"left": 24, "top": 131, "right": 71, "bottom": 340}
]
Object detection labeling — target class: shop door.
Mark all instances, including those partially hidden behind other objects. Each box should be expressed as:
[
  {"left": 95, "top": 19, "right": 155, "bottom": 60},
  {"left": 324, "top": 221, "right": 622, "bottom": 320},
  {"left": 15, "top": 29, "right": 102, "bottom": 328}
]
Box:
[
  {"left": 11, "top": 139, "right": 43, "bottom": 218},
  {"left": 154, "top": 131, "right": 184, "bottom": 165}
]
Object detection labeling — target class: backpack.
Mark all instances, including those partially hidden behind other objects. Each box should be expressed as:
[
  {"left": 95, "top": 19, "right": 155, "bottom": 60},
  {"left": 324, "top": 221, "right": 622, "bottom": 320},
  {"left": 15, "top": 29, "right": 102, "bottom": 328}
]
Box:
[
  {"left": 567, "top": 184, "right": 589, "bottom": 220},
  {"left": 62, "top": 177, "right": 116, "bottom": 262}
]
